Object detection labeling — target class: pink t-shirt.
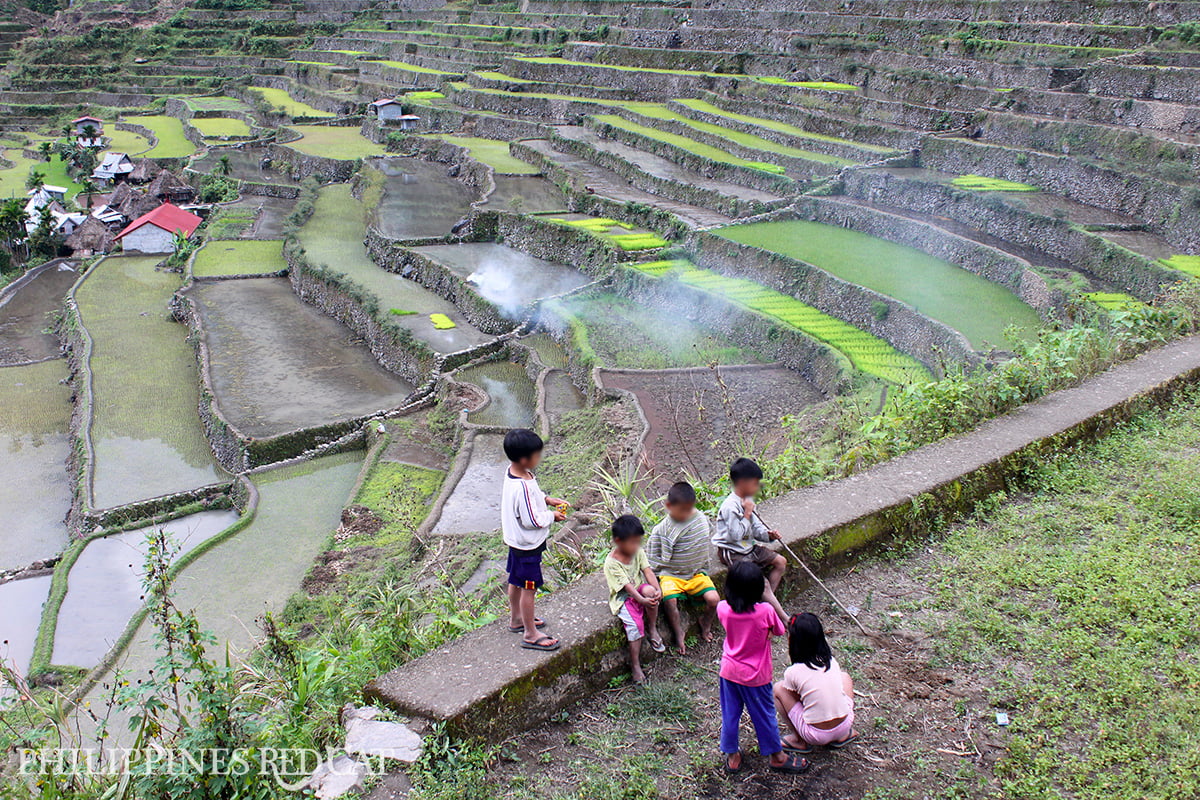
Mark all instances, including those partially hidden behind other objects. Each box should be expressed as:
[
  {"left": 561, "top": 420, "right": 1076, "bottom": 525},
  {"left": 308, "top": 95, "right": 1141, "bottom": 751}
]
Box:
[{"left": 717, "top": 600, "right": 785, "bottom": 687}]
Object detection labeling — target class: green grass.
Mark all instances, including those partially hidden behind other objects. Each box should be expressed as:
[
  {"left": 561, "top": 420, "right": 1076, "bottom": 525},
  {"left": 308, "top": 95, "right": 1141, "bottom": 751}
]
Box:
[
  {"left": 406, "top": 90, "right": 445, "bottom": 100},
  {"left": 1085, "top": 291, "right": 1146, "bottom": 311},
  {"left": 128, "top": 115, "right": 195, "bottom": 158},
  {"left": 31, "top": 154, "right": 84, "bottom": 199},
  {"left": 715, "top": 219, "right": 1043, "bottom": 349},
  {"left": 185, "top": 96, "right": 253, "bottom": 113},
  {"left": 284, "top": 125, "right": 387, "bottom": 159},
  {"left": 1160, "top": 254, "right": 1200, "bottom": 278},
  {"left": 545, "top": 216, "right": 669, "bottom": 251},
  {"left": 422, "top": 135, "right": 537, "bottom": 174},
  {"left": 189, "top": 117, "right": 253, "bottom": 138},
  {"left": 592, "top": 114, "right": 792, "bottom": 174},
  {"left": 103, "top": 128, "right": 152, "bottom": 156},
  {"left": 429, "top": 313, "right": 456, "bottom": 329},
  {"left": 751, "top": 77, "right": 859, "bottom": 91},
  {"left": 951, "top": 174, "right": 1040, "bottom": 192},
  {"left": 205, "top": 205, "right": 257, "bottom": 240},
  {"left": 633, "top": 259, "right": 929, "bottom": 383},
  {"left": 907, "top": 395, "right": 1200, "bottom": 798},
  {"left": 0, "top": 148, "right": 43, "bottom": 200},
  {"left": 248, "top": 86, "right": 335, "bottom": 118},
  {"left": 192, "top": 240, "right": 286, "bottom": 277},
  {"left": 673, "top": 98, "right": 894, "bottom": 153}
]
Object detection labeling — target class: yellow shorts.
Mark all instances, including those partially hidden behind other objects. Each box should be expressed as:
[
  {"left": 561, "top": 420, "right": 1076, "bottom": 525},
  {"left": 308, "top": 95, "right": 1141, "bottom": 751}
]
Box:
[{"left": 659, "top": 573, "right": 717, "bottom": 602}]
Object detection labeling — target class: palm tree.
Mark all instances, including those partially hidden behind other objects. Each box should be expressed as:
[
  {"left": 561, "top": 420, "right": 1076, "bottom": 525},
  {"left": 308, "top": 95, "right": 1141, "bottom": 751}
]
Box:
[
  {"left": 38, "top": 141, "right": 52, "bottom": 162},
  {"left": 80, "top": 179, "right": 97, "bottom": 210},
  {"left": 25, "top": 172, "right": 45, "bottom": 192},
  {"left": 0, "top": 198, "right": 29, "bottom": 260},
  {"left": 215, "top": 154, "right": 232, "bottom": 177},
  {"left": 81, "top": 124, "right": 98, "bottom": 144}
]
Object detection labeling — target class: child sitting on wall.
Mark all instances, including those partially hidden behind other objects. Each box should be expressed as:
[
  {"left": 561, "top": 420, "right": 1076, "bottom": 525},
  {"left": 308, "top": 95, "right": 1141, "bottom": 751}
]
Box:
[
  {"left": 646, "top": 481, "right": 719, "bottom": 654},
  {"left": 774, "top": 612, "right": 858, "bottom": 752},
  {"left": 712, "top": 457, "right": 788, "bottom": 621},
  {"left": 500, "top": 428, "right": 569, "bottom": 652},
  {"left": 604, "top": 514, "right": 666, "bottom": 683}
]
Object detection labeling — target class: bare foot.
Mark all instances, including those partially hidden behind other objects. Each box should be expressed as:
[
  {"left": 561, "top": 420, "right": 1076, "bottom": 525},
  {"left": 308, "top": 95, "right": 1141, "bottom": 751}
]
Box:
[
  {"left": 699, "top": 620, "right": 714, "bottom": 643},
  {"left": 726, "top": 752, "right": 742, "bottom": 771},
  {"left": 631, "top": 665, "right": 646, "bottom": 684},
  {"left": 782, "top": 734, "right": 812, "bottom": 752},
  {"left": 676, "top": 641, "right": 687, "bottom": 656}
]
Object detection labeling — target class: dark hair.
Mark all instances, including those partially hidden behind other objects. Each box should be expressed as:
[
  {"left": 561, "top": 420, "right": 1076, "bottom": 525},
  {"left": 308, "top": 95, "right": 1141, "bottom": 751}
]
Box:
[
  {"left": 725, "top": 560, "right": 765, "bottom": 614},
  {"left": 612, "top": 514, "right": 645, "bottom": 541},
  {"left": 788, "top": 612, "right": 833, "bottom": 671},
  {"left": 666, "top": 481, "right": 696, "bottom": 506},
  {"left": 503, "top": 428, "right": 544, "bottom": 463},
  {"left": 730, "top": 457, "right": 763, "bottom": 484}
]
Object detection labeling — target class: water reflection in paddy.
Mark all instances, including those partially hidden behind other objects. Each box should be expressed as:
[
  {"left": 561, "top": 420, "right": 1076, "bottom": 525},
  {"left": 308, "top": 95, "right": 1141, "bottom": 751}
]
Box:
[
  {"left": 368, "top": 157, "right": 477, "bottom": 240},
  {"left": 0, "top": 260, "right": 76, "bottom": 365}
]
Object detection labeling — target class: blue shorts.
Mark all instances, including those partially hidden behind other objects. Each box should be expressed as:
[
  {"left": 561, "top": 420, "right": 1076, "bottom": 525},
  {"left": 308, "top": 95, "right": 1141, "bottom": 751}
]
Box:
[{"left": 507, "top": 543, "right": 546, "bottom": 590}]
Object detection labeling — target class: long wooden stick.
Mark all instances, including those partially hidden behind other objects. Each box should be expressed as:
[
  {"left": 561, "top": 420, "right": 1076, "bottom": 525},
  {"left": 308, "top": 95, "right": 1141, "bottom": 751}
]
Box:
[{"left": 753, "top": 511, "right": 874, "bottom": 639}]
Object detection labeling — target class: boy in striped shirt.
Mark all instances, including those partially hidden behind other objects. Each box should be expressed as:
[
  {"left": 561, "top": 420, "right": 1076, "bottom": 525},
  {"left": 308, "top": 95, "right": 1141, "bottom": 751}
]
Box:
[{"left": 647, "top": 481, "right": 720, "bottom": 654}]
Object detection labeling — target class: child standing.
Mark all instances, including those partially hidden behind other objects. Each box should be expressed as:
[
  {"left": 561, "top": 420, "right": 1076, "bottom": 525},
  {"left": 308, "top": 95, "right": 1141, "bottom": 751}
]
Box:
[
  {"left": 501, "top": 429, "right": 568, "bottom": 652},
  {"left": 712, "top": 457, "right": 787, "bottom": 621},
  {"left": 604, "top": 514, "right": 666, "bottom": 683},
  {"left": 646, "top": 481, "right": 719, "bottom": 654},
  {"left": 717, "top": 561, "right": 809, "bottom": 774},
  {"left": 774, "top": 612, "right": 858, "bottom": 752}
]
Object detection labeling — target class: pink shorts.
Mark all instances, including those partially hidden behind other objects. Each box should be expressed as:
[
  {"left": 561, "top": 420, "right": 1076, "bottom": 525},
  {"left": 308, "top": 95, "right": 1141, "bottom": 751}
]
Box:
[{"left": 788, "top": 695, "right": 855, "bottom": 747}]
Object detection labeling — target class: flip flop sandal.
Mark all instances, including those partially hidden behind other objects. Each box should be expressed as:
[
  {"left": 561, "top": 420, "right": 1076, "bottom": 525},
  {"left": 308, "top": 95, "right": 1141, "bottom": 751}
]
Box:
[
  {"left": 723, "top": 753, "right": 743, "bottom": 774},
  {"left": 783, "top": 742, "right": 814, "bottom": 755},
  {"left": 769, "top": 754, "right": 811, "bottom": 774},
  {"left": 828, "top": 732, "right": 859, "bottom": 749},
  {"left": 520, "top": 636, "right": 560, "bottom": 652},
  {"left": 649, "top": 638, "right": 667, "bottom": 653},
  {"left": 508, "top": 619, "right": 547, "bottom": 633}
]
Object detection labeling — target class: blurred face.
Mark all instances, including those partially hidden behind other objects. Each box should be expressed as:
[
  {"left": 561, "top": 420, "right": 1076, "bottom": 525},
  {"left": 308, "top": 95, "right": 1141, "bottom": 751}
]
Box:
[
  {"left": 666, "top": 500, "right": 696, "bottom": 522},
  {"left": 734, "top": 477, "right": 761, "bottom": 498},
  {"left": 615, "top": 534, "right": 643, "bottom": 556},
  {"left": 517, "top": 450, "right": 543, "bottom": 471}
]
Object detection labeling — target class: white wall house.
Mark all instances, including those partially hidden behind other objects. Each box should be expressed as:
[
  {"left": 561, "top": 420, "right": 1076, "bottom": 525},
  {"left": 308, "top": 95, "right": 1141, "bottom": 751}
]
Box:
[{"left": 114, "top": 203, "right": 202, "bottom": 254}]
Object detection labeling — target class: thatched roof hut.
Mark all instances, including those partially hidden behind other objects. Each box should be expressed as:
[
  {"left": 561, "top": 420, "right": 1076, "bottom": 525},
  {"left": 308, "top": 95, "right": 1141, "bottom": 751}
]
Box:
[
  {"left": 65, "top": 216, "right": 115, "bottom": 256},
  {"left": 147, "top": 169, "right": 195, "bottom": 204},
  {"left": 127, "top": 158, "right": 156, "bottom": 184}
]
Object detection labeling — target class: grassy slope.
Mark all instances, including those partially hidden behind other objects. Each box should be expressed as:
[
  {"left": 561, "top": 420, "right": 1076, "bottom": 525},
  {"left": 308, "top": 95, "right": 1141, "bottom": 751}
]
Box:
[
  {"left": 190, "top": 117, "right": 253, "bottom": 138},
  {"left": 424, "top": 135, "right": 539, "bottom": 174},
  {"left": 249, "top": 87, "right": 335, "bottom": 118},
  {"left": 285, "top": 125, "right": 386, "bottom": 158},
  {"left": 131, "top": 115, "right": 195, "bottom": 158},
  {"left": 192, "top": 240, "right": 287, "bottom": 277}
]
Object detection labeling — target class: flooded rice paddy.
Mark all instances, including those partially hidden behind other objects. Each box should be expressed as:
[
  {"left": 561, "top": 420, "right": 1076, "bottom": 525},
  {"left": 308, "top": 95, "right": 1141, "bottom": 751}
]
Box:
[
  {"left": 432, "top": 432, "right": 507, "bottom": 536},
  {"left": 717, "top": 219, "right": 1041, "bottom": 349},
  {"left": 191, "top": 147, "right": 298, "bottom": 186},
  {"left": 188, "top": 278, "right": 415, "bottom": 438},
  {"left": 411, "top": 243, "right": 590, "bottom": 317},
  {"left": 52, "top": 509, "right": 241, "bottom": 668},
  {"left": 0, "top": 261, "right": 77, "bottom": 364},
  {"left": 75, "top": 256, "right": 228, "bottom": 508},
  {"left": 368, "top": 157, "right": 478, "bottom": 240},
  {"left": 456, "top": 361, "right": 537, "bottom": 428},
  {"left": 298, "top": 183, "right": 491, "bottom": 352},
  {"left": 0, "top": 361, "right": 72, "bottom": 570},
  {"left": 0, "top": 575, "right": 52, "bottom": 682},
  {"left": 486, "top": 176, "right": 569, "bottom": 213}
]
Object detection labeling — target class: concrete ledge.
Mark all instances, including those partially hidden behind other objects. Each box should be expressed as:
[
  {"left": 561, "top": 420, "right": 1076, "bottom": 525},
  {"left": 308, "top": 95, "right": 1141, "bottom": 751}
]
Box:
[{"left": 365, "top": 334, "right": 1200, "bottom": 737}]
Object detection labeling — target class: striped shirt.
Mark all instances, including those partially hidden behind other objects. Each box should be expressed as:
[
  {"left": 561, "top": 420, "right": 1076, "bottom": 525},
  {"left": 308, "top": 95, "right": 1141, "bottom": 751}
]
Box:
[
  {"left": 500, "top": 469, "right": 554, "bottom": 550},
  {"left": 646, "top": 510, "right": 711, "bottom": 579}
]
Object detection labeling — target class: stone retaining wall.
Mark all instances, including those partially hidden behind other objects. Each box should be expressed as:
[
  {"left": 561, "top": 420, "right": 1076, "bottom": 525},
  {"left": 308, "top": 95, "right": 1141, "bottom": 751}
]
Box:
[{"left": 269, "top": 137, "right": 360, "bottom": 182}]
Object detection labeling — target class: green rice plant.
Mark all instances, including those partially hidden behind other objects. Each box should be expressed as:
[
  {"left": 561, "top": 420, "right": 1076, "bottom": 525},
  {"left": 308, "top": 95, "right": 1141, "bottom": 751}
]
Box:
[
  {"left": 592, "top": 114, "right": 792, "bottom": 174},
  {"left": 248, "top": 86, "right": 334, "bottom": 118},
  {"left": 633, "top": 259, "right": 929, "bottom": 384},
  {"left": 608, "top": 232, "right": 669, "bottom": 251},
  {"left": 420, "top": 135, "right": 537, "bottom": 174},
  {"left": 389, "top": 308, "right": 416, "bottom": 316},
  {"left": 430, "top": 313, "right": 456, "bottom": 329},
  {"left": 1160, "top": 254, "right": 1200, "bottom": 278},
  {"left": 127, "top": 115, "right": 195, "bottom": 158},
  {"left": 951, "top": 174, "right": 1039, "bottom": 192},
  {"left": 751, "top": 76, "right": 859, "bottom": 91},
  {"left": 193, "top": 240, "right": 287, "bottom": 277},
  {"left": 189, "top": 116, "right": 253, "bottom": 138},
  {"left": 546, "top": 216, "right": 668, "bottom": 251},
  {"left": 1084, "top": 292, "right": 1146, "bottom": 311},
  {"left": 406, "top": 90, "right": 445, "bottom": 100}
]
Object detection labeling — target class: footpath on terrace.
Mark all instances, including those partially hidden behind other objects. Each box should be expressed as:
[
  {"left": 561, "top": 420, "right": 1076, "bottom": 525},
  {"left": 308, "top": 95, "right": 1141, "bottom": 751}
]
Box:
[{"left": 366, "top": 334, "right": 1200, "bottom": 735}]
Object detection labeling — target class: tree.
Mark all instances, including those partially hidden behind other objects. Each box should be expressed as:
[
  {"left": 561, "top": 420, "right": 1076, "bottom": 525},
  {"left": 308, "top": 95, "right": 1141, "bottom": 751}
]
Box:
[
  {"left": 80, "top": 179, "right": 97, "bottom": 209},
  {"left": 81, "top": 123, "right": 97, "bottom": 142},
  {"left": 38, "top": 141, "right": 52, "bottom": 162},
  {"left": 25, "top": 171, "right": 45, "bottom": 192},
  {"left": 215, "top": 154, "right": 232, "bottom": 177},
  {"left": 0, "top": 198, "right": 26, "bottom": 260},
  {"left": 27, "top": 204, "right": 62, "bottom": 260}
]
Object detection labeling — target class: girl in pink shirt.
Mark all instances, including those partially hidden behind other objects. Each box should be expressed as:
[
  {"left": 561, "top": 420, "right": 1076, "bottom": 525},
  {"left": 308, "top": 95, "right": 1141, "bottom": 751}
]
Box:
[
  {"left": 773, "top": 612, "right": 858, "bottom": 752},
  {"left": 716, "top": 561, "right": 809, "bottom": 774}
]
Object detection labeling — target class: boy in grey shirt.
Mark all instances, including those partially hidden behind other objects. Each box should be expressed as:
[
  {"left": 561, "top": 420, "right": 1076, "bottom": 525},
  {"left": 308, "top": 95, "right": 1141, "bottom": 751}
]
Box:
[{"left": 712, "top": 457, "right": 787, "bottom": 620}]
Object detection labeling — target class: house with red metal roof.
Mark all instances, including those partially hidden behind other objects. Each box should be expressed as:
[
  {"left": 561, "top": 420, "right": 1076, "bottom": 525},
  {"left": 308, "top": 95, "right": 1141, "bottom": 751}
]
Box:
[{"left": 114, "top": 203, "right": 202, "bottom": 254}]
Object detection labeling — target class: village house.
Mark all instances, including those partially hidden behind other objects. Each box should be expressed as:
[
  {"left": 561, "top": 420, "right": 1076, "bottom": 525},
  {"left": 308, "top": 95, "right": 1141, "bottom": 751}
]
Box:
[
  {"left": 146, "top": 169, "right": 196, "bottom": 205},
  {"left": 368, "top": 98, "right": 421, "bottom": 129},
  {"left": 65, "top": 216, "right": 116, "bottom": 256},
  {"left": 73, "top": 115, "right": 104, "bottom": 148},
  {"left": 92, "top": 152, "right": 135, "bottom": 185},
  {"left": 114, "top": 203, "right": 201, "bottom": 253}
]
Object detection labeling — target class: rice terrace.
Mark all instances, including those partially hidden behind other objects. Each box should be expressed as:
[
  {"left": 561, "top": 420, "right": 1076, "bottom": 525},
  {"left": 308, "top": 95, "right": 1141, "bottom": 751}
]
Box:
[{"left": 0, "top": 0, "right": 1199, "bottom": 797}]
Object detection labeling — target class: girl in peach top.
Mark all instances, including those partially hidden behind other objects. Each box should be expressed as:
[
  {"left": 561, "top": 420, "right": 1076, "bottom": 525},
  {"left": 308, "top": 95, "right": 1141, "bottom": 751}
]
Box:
[{"left": 773, "top": 612, "right": 859, "bottom": 753}]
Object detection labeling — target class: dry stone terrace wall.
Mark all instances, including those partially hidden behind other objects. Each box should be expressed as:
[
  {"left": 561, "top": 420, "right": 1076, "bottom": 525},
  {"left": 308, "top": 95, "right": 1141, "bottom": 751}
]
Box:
[
  {"left": 919, "top": 137, "right": 1200, "bottom": 253},
  {"left": 841, "top": 170, "right": 1179, "bottom": 300},
  {"left": 1082, "top": 63, "right": 1200, "bottom": 105},
  {"left": 688, "top": 229, "right": 977, "bottom": 372},
  {"left": 268, "top": 141, "right": 359, "bottom": 182},
  {"left": 493, "top": 212, "right": 628, "bottom": 276},
  {"left": 794, "top": 197, "right": 1058, "bottom": 315}
]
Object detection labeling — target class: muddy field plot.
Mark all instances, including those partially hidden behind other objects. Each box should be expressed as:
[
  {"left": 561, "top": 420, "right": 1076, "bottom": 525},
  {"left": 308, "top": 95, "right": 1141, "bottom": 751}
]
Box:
[{"left": 602, "top": 365, "right": 825, "bottom": 486}]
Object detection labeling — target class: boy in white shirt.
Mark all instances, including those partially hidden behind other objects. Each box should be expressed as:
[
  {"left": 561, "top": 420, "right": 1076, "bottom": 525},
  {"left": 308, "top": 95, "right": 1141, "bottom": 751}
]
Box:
[{"left": 501, "top": 428, "right": 568, "bottom": 651}]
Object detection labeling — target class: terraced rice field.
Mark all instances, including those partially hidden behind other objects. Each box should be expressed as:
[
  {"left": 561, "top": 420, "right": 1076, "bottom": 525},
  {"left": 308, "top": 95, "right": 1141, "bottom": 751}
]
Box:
[
  {"left": 425, "top": 135, "right": 539, "bottom": 174},
  {"left": 189, "top": 117, "right": 253, "bottom": 138},
  {"left": 284, "top": 125, "right": 387, "bottom": 158},
  {"left": 716, "top": 219, "right": 1043, "bottom": 349},
  {"left": 0, "top": 147, "right": 43, "bottom": 199},
  {"left": 75, "top": 256, "right": 227, "bottom": 508},
  {"left": 102, "top": 128, "right": 152, "bottom": 155},
  {"left": 544, "top": 215, "right": 669, "bottom": 251},
  {"left": 185, "top": 96, "right": 254, "bottom": 113},
  {"left": 127, "top": 115, "right": 195, "bottom": 158},
  {"left": 951, "top": 174, "right": 1039, "bottom": 192},
  {"left": 633, "top": 259, "right": 929, "bottom": 384},
  {"left": 1161, "top": 254, "right": 1200, "bottom": 278},
  {"left": 30, "top": 154, "right": 84, "bottom": 199},
  {"left": 672, "top": 99, "right": 894, "bottom": 153},
  {"left": 192, "top": 240, "right": 287, "bottom": 277},
  {"left": 1085, "top": 291, "right": 1145, "bottom": 311},
  {"left": 248, "top": 86, "right": 334, "bottom": 118},
  {"left": 592, "top": 114, "right": 789, "bottom": 174},
  {"left": 370, "top": 59, "right": 461, "bottom": 76}
]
